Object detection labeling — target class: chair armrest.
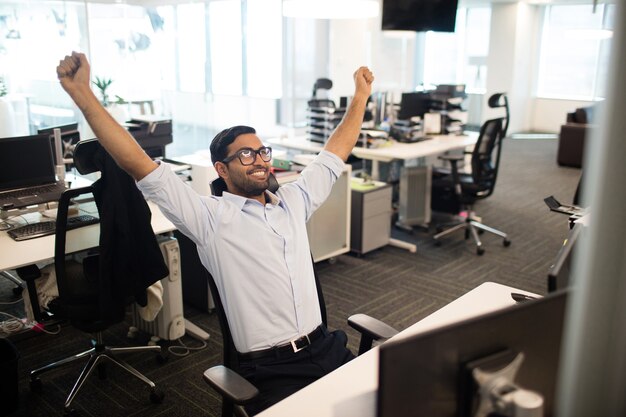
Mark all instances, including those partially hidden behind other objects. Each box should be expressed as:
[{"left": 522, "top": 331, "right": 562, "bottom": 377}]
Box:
[
  {"left": 348, "top": 313, "right": 399, "bottom": 355},
  {"left": 203, "top": 365, "right": 259, "bottom": 405},
  {"left": 438, "top": 154, "right": 464, "bottom": 162}
]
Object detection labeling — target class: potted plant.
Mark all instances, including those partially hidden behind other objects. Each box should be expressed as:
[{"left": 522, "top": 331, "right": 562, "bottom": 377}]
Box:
[
  {"left": 92, "top": 76, "right": 113, "bottom": 107},
  {"left": 93, "top": 76, "right": 128, "bottom": 122}
]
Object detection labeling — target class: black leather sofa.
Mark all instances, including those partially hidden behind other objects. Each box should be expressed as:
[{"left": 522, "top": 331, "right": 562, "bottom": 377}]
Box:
[{"left": 557, "top": 104, "right": 600, "bottom": 168}]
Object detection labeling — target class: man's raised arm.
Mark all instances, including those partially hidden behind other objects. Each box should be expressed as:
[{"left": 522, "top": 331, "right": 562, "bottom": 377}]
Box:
[
  {"left": 56, "top": 51, "right": 158, "bottom": 181},
  {"left": 323, "top": 66, "right": 374, "bottom": 161}
]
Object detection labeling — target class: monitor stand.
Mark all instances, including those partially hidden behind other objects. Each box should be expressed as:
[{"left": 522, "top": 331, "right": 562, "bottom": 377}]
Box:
[{"left": 465, "top": 351, "right": 544, "bottom": 417}]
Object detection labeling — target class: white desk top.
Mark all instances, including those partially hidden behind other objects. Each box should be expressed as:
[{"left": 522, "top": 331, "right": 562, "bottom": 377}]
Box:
[
  {"left": 257, "top": 281, "right": 539, "bottom": 417},
  {"left": 267, "top": 133, "right": 478, "bottom": 163},
  {"left": 0, "top": 201, "right": 175, "bottom": 271}
]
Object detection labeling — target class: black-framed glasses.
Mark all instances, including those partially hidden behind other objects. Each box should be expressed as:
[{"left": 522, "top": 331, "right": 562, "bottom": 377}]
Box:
[{"left": 221, "top": 146, "right": 272, "bottom": 166}]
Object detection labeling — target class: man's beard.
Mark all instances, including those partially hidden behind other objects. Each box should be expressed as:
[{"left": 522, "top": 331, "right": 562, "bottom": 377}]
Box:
[
  {"left": 231, "top": 167, "right": 270, "bottom": 197},
  {"left": 240, "top": 179, "right": 269, "bottom": 197}
]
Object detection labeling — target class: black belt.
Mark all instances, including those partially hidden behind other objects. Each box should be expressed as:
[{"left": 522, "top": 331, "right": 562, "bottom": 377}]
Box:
[{"left": 238, "top": 325, "right": 325, "bottom": 361}]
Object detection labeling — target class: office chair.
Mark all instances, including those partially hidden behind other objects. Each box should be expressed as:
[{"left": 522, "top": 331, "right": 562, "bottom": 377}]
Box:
[
  {"left": 308, "top": 77, "right": 335, "bottom": 109},
  {"left": 431, "top": 93, "right": 511, "bottom": 255},
  {"left": 29, "top": 138, "right": 167, "bottom": 415},
  {"left": 199, "top": 175, "right": 398, "bottom": 417}
]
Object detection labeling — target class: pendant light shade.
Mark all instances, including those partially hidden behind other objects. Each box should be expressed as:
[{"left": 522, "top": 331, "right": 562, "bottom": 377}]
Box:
[{"left": 282, "top": 0, "right": 380, "bottom": 19}]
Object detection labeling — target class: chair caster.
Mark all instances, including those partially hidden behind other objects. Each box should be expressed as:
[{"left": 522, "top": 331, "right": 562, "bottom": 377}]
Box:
[
  {"left": 434, "top": 240, "right": 442, "bottom": 247},
  {"left": 150, "top": 389, "right": 165, "bottom": 404},
  {"left": 30, "top": 377, "right": 43, "bottom": 393},
  {"left": 503, "top": 238, "right": 511, "bottom": 247},
  {"left": 63, "top": 408, "right": 80, "bottom": 416},
  {"left": 477, "top": 247, "right": 485, "bottom": 256}
]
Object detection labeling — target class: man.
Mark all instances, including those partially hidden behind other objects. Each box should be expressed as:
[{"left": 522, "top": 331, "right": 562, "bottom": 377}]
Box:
[{"left": 57, "top": 51, "right": 373, "bottom": 414}]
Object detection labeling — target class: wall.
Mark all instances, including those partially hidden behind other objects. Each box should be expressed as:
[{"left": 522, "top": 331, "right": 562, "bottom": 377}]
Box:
[
  {"left": 531, "top": 97, "right": 595, "bottom": 133},
  {"left": 328, "top": 13, "right": 418, "bottom": 102},
  {"left": 326, "top": 1, "right": 589, "bottom": 134},
  {"left": 485, "top": 3, "right": 599, "bottom": 134},
  {"left": 165, "top": 89, "right": 281, "bottom": 136}
]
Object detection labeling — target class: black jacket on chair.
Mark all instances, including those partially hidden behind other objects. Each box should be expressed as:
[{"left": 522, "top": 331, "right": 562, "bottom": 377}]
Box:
[{"left": 91, "top": 147, "right": 169, "bottom": 321}]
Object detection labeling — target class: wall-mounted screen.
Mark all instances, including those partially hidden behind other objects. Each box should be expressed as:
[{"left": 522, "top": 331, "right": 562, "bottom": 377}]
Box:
[{"left": 382, "top": 0, "right": 459, "bottom": 33}]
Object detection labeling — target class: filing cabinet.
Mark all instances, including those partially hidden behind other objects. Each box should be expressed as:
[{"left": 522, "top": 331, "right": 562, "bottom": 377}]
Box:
[{"left": 350, "top": 180, "right": 392, "bottom": 255}]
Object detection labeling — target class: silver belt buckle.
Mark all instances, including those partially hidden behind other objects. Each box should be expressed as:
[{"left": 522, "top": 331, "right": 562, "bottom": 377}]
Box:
[{"left": 290, "top": 334, "right": 311, "bottom": 353}]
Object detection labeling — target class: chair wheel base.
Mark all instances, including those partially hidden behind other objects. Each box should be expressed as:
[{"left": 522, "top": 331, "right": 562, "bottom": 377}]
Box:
[
  {"left": 150, "top": 390, "right": 165, "bottom": 404},
  {"left": 503, "top": 239, "right": 511, "bottom": 247},
  {"left": 30, "top": 377, "right": 42, "bottom": 393},
  {"left": 97, "top": 362, "right": 107, "bottom": 380}
]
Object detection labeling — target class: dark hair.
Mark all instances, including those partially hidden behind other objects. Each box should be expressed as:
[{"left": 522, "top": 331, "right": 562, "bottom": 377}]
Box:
[{"left": 210, "top": 125, "right": 256, "bottom": 165}]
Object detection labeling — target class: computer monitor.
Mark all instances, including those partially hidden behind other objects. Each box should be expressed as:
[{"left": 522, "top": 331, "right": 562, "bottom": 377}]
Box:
[
  {"left": 397, "top": 92, "right": 432, "bottom": 121},
  {"left": 382, "top": 0, "right": 459, "bottom": 33},
  {"left": 0, "top": 134, "right": 57, "bottom": 192},
  {"left": 548, "top": 223, "right": 582, "bottom": 293},
  {"left": 377, "top": 290, "right": 568, "bottom": 417},
  {"left": 37, "top": 122, "right": 80, "bottom": 166}
]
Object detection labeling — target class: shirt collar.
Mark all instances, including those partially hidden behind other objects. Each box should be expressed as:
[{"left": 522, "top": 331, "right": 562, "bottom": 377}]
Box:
[{"left": 222, "top": 190, "right": 282, "bottom": 210}]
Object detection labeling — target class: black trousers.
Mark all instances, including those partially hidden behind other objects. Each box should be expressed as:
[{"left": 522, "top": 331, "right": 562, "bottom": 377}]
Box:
[{"left": 239, "top": 326, "right": 355, "bottom": 415}]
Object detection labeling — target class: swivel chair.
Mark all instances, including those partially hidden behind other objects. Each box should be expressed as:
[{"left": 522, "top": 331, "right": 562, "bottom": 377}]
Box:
[
  {"left": 198, "top": 175, "right": 398, "bottom": 417},
  {"left": 308, "top": 77, "right": 335, "bottom": 109},
  {"left": 431, "top": 93, "right": 511, "bottom": 255},
  {"left": 29, "top": 139, "right": 167, "bottom": 414}
]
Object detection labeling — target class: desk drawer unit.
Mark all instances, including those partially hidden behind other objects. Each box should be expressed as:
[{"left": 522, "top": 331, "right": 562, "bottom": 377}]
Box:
[{"left": 351, "top": 183, "right": 392, "bottom": 255}]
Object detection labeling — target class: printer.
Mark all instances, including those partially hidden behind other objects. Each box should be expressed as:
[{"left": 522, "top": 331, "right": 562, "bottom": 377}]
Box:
[{"left": 125, "top": 116, "right": 173, "bottom": 158}]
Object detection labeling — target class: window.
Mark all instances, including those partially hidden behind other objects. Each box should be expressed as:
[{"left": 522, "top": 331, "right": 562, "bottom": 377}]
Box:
[
  {"left": 208, "top": 0, "right": 282, "bottom": 97},
  {"left": 537, "top": 4, "right": 614, "bottom": 100},
  {"left": 246, "top": 0, "right": 282, "bottom": 98},
  {"left": 209, "top": 0, "right": 242, "bottom": 95},
  {"left": 423, "top": 7, "right": 491, "bottom": 93},
  {"left": 177, "top": 3, "right": 207, "bottom": 93}
]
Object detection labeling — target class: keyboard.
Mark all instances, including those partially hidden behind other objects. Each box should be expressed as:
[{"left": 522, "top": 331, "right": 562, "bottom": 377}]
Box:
[
  {"left": 0, "top": 184, "right": 62, "bottom": 199},
  {"left": 8, "top": 215, "right": 100, "bottom": 241}
]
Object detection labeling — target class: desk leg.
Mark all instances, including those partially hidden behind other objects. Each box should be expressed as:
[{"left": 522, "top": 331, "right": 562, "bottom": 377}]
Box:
[{"left": 371, "top": 160, "right": 381, "bottom": 181}]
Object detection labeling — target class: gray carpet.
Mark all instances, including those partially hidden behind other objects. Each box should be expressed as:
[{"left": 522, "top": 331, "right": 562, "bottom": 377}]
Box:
[{"left": 0, "top": 138, "right": 581, "bottom": 416}]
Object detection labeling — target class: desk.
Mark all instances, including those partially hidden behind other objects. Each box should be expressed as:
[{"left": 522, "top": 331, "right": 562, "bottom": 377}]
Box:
[
  {"left": 0, "top": 201, "right": 175, "bottom": 272},
  {"left": 353, "top": 134, "right": 478, "bottom": 230},
  {"left": 257, "top": 281, "right": 538, "bottom": 417},
  {"left": 268, "top": 133, "right": 478, "bottom": 250}
]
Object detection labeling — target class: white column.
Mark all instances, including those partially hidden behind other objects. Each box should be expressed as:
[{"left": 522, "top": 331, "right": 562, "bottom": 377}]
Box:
[
  {"left": 556, "top": 2, "right": 626, "bottom": 416},
  {"left": 484, "top": 3, "right": 539, "bottom": 133}
]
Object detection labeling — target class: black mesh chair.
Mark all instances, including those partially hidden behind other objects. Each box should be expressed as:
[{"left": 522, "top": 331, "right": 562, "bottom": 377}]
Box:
[
  {"left": 431, "top": 93, "right": 511, "bottom": 255},
  {"left": 308, "top": 78, "right": 335, "bottom": 109},
  {"left": 199, "top": 175, "right": 398, "bottom": 417},
  {"left": 29, "top": 138, "right": 167, "bottom": 414}
]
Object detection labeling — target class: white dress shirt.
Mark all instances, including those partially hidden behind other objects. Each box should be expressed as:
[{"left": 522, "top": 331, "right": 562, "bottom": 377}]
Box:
[{"left": 137, "top": 150, "right": 344, "bottom": 353}]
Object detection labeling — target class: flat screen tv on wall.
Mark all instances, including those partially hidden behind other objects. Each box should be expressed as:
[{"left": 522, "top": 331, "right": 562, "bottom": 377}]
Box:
[{"left": 382, "top": 0, "right": 459, "bottom": 33}]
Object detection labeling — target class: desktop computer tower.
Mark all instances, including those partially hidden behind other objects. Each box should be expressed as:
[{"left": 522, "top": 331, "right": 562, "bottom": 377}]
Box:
[
  {"left": 131, "top": 236, "right": 185, "bottom": 341},
  {"left": 398, "top": 166, "right": 432, "bottom": 227}
]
